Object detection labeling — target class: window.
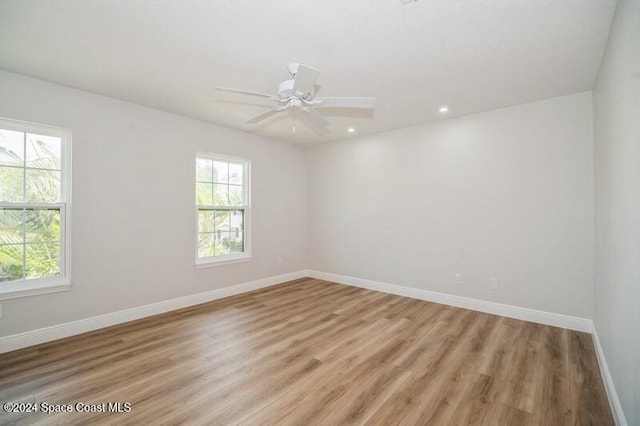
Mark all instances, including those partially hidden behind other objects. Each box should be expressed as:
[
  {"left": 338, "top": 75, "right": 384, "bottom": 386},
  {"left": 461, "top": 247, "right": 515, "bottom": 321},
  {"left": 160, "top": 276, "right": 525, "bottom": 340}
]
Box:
[
  {"left": 196, "top": 153, "right": 250, "bottom": 266},
  {"left": 0, "top": 118, "right": 72, "bottom": 300}
]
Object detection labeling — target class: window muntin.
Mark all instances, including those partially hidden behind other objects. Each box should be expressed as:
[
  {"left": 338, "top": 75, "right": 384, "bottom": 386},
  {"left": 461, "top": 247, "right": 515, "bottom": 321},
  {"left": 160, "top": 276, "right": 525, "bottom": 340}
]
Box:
[
  {"left": 196, "top": 154, "right": 250, "bottom": 265},
  {"left": 0, "top": 118, "right": 71, "bottom": 298}
]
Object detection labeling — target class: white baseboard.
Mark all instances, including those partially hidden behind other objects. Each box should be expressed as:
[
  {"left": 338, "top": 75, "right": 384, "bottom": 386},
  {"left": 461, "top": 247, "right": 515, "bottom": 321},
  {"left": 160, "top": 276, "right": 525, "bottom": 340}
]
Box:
[
  {"left": 306, "top": 269, "right": 593, "bottom": 333},
  {"left": 1, "top": 268, "right": 592, "bottom": 348},
  {"left": 592, "top": 328, "right": 627, "bottom": 426},
  {"left": 0, "top": 270, "right": 307, "bottom": 354}
]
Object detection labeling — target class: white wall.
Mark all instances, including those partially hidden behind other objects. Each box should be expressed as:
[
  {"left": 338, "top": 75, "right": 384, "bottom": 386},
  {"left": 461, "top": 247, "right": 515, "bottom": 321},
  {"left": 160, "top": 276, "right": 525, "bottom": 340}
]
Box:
[
  {"left": 0, "top": 72, "right": 597, "bottom": 336},
  {"left": 593, "top": 0, "right": 640, "bottom": 423},
  {"left": 307, "top": 92, "right": 594, "bottom": 318},
  {"left": 0, "top": 70, "right": 308, "bottom": 336}
]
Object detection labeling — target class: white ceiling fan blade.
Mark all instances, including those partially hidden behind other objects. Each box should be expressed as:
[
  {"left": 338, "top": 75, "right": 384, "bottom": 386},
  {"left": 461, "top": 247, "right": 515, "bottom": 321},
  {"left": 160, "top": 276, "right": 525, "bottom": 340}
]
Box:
[
  {"left": 247, "top": 107, "right": 287, "bottom": 124},
  {"left": 301, "top": 107, "right": 330, "bottom": 128},
  {"left": 298, "top": 108, "right": 330, "bottom": 136},
  {"left": 293, "top": 64, "right": 321, "bottom": 97},
  {"left": 313, "top": 97, "right": 376, "bottom": 109},
  {"left": 217, "top": 87, "right": 281, "bottom": 101}
]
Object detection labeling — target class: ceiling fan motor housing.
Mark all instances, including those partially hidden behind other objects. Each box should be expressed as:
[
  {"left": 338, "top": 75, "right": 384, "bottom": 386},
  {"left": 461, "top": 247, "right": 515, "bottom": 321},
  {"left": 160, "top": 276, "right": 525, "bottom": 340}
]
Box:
[
  {"left": 287, "top": 62, "right": 300, "bottom": 77},
  {"left": 278, "top": 79, "right": 298, "bottom": 100}
]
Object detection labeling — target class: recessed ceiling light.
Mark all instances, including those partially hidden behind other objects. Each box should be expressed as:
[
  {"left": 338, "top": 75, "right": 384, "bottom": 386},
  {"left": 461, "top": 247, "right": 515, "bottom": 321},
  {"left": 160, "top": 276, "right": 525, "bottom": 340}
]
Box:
[
  {"left": 439, "top": 106, "right": 449, "bottom": 113},
  {"left": 347, "top": 127, "right": 356, "bottom": 133}
]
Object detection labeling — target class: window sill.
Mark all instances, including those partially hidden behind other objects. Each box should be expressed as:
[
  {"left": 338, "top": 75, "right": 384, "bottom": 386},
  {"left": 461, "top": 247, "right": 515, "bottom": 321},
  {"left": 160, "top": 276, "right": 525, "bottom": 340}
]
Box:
[
  {"left": 0, "top": 279, "right": 71, "bottom": 301},
  {"left": 196, "top": 254, "right": 252, "bottom": 268}
]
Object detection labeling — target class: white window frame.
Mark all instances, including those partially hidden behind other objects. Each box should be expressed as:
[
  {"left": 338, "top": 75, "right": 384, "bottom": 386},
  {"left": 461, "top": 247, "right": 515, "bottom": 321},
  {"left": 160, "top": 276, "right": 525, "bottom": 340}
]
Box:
[
  {"left": 195, "top": 153, "right": 251, "bottom": 267},
  {"left": 0, "top": 117, "right": 72, "bottom": 300}
]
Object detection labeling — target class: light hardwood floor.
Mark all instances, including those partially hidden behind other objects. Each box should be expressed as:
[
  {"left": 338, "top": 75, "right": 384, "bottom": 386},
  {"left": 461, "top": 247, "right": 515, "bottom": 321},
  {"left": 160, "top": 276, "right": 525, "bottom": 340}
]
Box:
[{"left": 0, "top": 278, "right": 613, "bottom": 425}]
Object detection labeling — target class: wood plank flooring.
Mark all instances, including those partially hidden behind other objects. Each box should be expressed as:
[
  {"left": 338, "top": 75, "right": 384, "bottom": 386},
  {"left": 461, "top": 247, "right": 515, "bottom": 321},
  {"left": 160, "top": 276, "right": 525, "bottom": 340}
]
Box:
[{"left": 0, "top": 278, "right": 613, "bottom": 425}]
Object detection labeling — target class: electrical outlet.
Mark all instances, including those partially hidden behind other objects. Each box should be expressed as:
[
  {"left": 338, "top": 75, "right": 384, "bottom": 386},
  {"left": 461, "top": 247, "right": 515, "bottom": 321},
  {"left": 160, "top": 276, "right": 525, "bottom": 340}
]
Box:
[
  {"left": 0, "top": 303, "right": 3, "bottom": 318},
  {"left": 277, "top": 257, "right": 283, "bottom": 267},
  {"left": 490, "top": 278, "right": 499, "bottom": 291},
  {"left": 455, "top": 273, "right": 462, "bottom": 285}
]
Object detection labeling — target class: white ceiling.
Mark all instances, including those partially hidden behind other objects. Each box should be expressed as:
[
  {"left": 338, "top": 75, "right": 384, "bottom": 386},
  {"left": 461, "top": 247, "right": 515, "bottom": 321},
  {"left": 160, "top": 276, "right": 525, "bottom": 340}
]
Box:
[{"left": 0, "top": 0, "right": 616, "bottom": 145}]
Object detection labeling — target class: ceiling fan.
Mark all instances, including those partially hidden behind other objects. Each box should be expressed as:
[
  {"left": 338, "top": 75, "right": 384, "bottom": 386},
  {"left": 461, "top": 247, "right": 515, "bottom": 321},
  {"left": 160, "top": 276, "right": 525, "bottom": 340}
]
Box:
[{"left": 216, "top": 63, "right": 375, "bottom": 134}]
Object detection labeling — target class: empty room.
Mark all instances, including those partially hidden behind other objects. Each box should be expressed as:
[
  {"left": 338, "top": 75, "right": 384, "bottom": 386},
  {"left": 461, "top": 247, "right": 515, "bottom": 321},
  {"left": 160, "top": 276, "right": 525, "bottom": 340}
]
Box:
[{"left": 0, "top": 0, "right": 638, "bottom": 424}]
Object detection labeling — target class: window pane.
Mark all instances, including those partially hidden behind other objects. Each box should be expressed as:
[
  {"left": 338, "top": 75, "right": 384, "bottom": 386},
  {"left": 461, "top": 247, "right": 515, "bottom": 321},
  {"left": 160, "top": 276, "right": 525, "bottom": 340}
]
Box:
[
  {"left": 215, "top": 231, "right": 231, "bottom": 256},
  {"left": 0, "top": 209, "right": 24, "bottom": 245},
  {"left": 229, "top": 162, "right": 243, "bottom": 185},
  {"left": 196, "top": 158, "right": 213, "bottom": 182},
  {"left": 25, "top": 169, "right": 60, "bottom": 202},
  {"left": 214, "top": 184, "right": 229, "bottom": 205},
  {"left": 198, "top": 210, "right": 214, "bottom": 233},
  {"left": 26, "top": 133, "right": 61, "bottom": 170},
  {"left": 0, "top": 243, "right": 24, "bottom": 282},
  {"left": 25, "top": 210, "right": 60, "bottom": 243},
  {"left": 229, "top": 184, "right": 243, "bottom": 206},
  {"left": 0, "top": 166, "right": 24, "bottom": 202},
  {"left": 196, "top": 182, "right": 213, "bottom": 205},
  {"left": 230, "top": 209, "right": 243, "bottom": 232},
  {"left": 229, "top": 234, "right": 244, "bottom": 254},
  {"left": 0, "top": 129, "right": 24, "bottom": 167},
  {"left": 213, "top": 161, "right": 228, "bottom": 183},
  {"left": 25, "top": 242, "right": 60, "bottom": 279},
  {"left": 229, "top": 211, "right": 244, "bottom": 254},
  {"left": 198, "top": 232, "right": 215, "bottom": 258},
  {"left": 214, "top": 210, "right": 231, "bottom": 234}
]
